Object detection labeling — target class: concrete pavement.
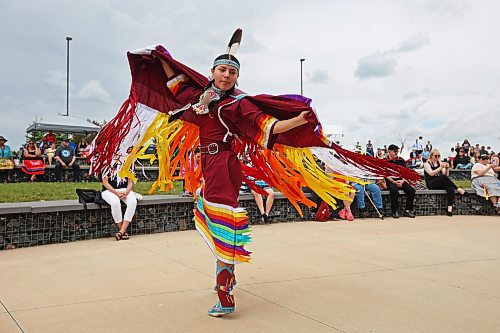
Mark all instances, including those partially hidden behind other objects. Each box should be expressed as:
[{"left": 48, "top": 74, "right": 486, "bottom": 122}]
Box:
[{"left": 0, "top": 216, "right": 499, "bottom": 332}]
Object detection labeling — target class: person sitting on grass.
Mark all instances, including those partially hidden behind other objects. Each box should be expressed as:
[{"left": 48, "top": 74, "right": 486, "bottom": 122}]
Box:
[{"left": 101, "top": 175, "right": 137, "bottom": 240}]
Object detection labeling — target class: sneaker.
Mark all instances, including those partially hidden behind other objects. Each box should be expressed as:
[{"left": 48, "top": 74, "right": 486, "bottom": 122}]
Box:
[
  {"left": 208, "top": 302, "right": 235, "bottom": 317},
  {"left": 391, "top": 212, "right": 400, "bottom": 219},
  {"left": 403, "top": 210, "right": 416, "bottom": 218},
  {"left": 359, "top": 208, "right": 369, "bottom": 218},
  {"left": 338, "top": 209, "right": 347, "bottom": 220}
]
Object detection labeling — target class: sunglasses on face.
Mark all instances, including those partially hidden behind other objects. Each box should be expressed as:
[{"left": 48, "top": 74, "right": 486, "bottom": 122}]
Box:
[{"left": 433, "top": 155, "right": 441, "bottom": 157}]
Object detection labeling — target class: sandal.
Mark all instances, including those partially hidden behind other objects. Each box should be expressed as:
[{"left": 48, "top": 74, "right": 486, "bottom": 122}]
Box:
[
  {"left": 121, "top": 232, "right": 130, "bottom": 240},
  {"left": 115, "top": 232, "right": 123, "bottom": 241}
]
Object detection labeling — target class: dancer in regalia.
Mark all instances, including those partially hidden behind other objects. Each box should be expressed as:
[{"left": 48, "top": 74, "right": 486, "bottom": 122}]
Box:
[{"left": 89, "top": 29, "right": 418, "bottom": 317}]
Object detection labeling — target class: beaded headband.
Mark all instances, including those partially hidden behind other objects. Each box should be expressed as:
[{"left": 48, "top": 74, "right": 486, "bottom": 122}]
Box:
[{"left": 213, "top": 59, "right": 240, "bottom": 71}]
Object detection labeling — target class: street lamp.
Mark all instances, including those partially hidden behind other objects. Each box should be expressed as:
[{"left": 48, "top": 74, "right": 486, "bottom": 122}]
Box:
[
  {"left": 66, "top": 36, "right": 72, "bottom": 116},
  {"left": 300, "top": 58, "right": 305, "bottom": 95}
]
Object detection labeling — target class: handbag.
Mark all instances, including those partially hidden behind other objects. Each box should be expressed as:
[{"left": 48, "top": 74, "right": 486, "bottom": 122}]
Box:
[{"left": 76, "top": 189, "right": 108, "bottom": 207}]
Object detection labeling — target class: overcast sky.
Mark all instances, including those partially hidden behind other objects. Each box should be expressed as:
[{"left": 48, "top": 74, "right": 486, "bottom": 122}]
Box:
[{"left": 1, "top": 0, "right": 499, "bottom": 156}]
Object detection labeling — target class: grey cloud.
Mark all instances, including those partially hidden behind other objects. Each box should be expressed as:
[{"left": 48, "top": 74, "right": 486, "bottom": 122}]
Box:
[
  {"left": 403, "top": 87, "right": 436, "bottom": 99},
  {"left": 76, "top": 80, "right": 112, "bottom": 103},
  {"left": 354, "top": 52, "right": 397, "bottom": 79},
  {"left": 307, "top": 69, "right": 330, "bottom": 84},
  {"left": 393, "top": 33, "right": 429, "bottom": 53},
  {"left": 424, "top": 0, "right": 469, "bottom": 17},
  {"left": 355, "top": 34, "right": 429, "bottom": 80}
]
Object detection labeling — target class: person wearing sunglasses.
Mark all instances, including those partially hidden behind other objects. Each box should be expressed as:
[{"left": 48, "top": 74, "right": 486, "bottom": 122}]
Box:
[
  {"left": 424, "top": 149, "right": 468, "bottom": 216},
  {"left": 471, "top": 153, "right": 500, "bottom": 214}
]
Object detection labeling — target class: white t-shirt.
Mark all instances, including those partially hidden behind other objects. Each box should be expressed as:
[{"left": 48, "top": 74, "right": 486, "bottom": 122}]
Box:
[
  {"left": 448, "top": 150, "right": 457, "bottom": 159},
  {"left": 471, "top": 163, "right": 495, "bottom": 179}
]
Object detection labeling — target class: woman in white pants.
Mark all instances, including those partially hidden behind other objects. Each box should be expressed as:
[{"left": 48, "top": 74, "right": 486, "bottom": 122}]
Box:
[{"left": 101, "top": 176, "right": 137, "bottom": 240}]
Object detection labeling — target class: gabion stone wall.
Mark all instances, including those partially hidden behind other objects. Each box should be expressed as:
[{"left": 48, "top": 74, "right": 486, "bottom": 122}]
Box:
[
  {"left": 0, "top": 191, "right": 496, "bottom": 251},
  {"left": 0, "top": 196, "right": 309, "bottom": 251}
]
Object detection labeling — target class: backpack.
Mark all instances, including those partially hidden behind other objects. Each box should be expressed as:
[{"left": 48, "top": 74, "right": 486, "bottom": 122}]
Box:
[{"left": 315, "top": 201, "right": 331, "bottom": 222}]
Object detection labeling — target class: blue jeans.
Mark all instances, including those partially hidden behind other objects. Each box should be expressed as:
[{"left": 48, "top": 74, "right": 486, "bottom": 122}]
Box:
[
  {"left": 353, "top": 183, "right": 383, "bottom": 209},
  {"left": 456, "top": 163, "right": 472, "bottom": 169}
]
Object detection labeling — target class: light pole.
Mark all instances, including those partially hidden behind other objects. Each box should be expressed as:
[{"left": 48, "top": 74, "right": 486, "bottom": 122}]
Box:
[
  {"left": 300, "top": 58, "right": 305, "bottom": 95},
  {"left": 66, "top": 36, "right": 72, "bottom": 116}
]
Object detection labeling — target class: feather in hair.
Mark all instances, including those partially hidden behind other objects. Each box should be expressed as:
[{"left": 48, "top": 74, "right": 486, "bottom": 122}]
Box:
[{"left": 226, "top": 28, "right": 242, "bottom": 55}]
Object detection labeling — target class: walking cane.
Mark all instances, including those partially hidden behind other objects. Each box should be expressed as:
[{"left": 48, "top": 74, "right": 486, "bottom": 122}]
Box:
[{"left": 364, "top": 184, "right": 384, "bottom": 220}]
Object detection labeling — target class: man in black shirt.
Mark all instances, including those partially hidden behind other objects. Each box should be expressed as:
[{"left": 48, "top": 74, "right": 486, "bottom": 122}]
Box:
[
  {"left": 55, "top": 139, "right": 80, "bottom": 182},
  {"left": 385, "top": 144, "right": 416, "bottom": 218}
]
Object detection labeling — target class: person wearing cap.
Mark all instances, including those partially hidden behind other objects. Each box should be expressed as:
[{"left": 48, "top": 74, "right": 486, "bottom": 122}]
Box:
[
  {"left": 0, "top": 136, "right": 14, "bottom": 181},
  {"left": 385, "top": 144, "right": 416, "bottom": 218},
  {"left": 471, "top": 153, "right": 500, "bottom": 213},
  {"left": 55, "top": 139, "right": 80, "bottom": 182},
  {"left": 424, "top": 149, "right": 468, "bottom": 216}
]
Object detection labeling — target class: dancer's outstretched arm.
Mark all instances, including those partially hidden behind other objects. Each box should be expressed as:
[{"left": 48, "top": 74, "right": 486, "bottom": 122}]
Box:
[{"left": 272, "top": 110, "right": 309, "bottom": 134}]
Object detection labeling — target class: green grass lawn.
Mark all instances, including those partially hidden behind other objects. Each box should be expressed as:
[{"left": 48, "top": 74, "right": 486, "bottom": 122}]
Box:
[
  {"left": 0, "top": 179, "right": 471, "bottom": 203},
  {"left": 0, "top": 181, "right": 184, "bottom": 203}
]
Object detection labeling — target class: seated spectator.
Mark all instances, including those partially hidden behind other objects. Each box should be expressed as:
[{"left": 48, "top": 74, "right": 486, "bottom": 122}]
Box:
[
  {"left": 55, "top": 139, "right": 81, "bottom": 182},
  {"left": 251, "top": 180, "right": 275, "bottom": 224},
  {"left": 22, "top": 140, "right": 45, "bottom": 181},
  {"left": 448, "top": 147, "right": 457, "bottom": 166},
  {"left": 479, "top": 146, "right": 488, "bottom": 156},
  {"left": 353, "top": 181, "right": 383, "bottom": 218},
  {"left": 45, "top": 143, "right": 56, "bottom": 165},
  {"left": 422, "top": 147, "right": 430, "bottom": 162},
  {"left": 42, "top": 130, "right": 57, "bottom": 145},
  {"left": 338, "top": 190, "right": 356, "bottom": 221},
  {"left": 77, "top": 138, "right": 89, "bottom": 157},
  {"left": 366, "top": 140, "right": 374, "bottom": 157},
  {"left": 376, "top": 148, "right": 384, "bottom": 159},
  {"left": 409, "top": 148, "right": 418, "bottom": 159},
  {"left": 471, "top": 150, "right": 480, "bottom": 165},
  {"left": 0, "top": 136, "right": 15, "bottom": 181},
  {"left": 101, "top": 175, "right": 137, "bottom": 240},
  {"left": 462, "top": 139, "right": 471, "bottom": 152},
  {"left": 453, "top": 149, "right": 472, "bottom": 169},
  {"left": 491, "top": 152, "right": 500, "bottom": 181},
  {"left": 471, "top": 153, "right": 500, "bottom": 214},
  {"left": 425, "top": 140, "right": 433, "bottom": 152},
  {"left": 424, "top": 149, "right": 468, "bottom": 216},
  {"left": 385, "top": 144, "right": 416, "bottom": 219}
]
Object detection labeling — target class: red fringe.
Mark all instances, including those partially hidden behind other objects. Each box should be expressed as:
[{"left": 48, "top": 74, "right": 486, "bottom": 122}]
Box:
[
  {"left": 88, "top": 90, "right": 137, "bottom": 175},
  {"left": 331, "top": 144, "right": 421, "bottom": 182}
]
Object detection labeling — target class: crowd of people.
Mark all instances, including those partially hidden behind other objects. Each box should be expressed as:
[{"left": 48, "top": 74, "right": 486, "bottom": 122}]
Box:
[
  {"left": 313, "top": 138, "right": 500, "bottom": 219},
  {"left": 0, "top": 133, "right": 90, "bottom": 182}
]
